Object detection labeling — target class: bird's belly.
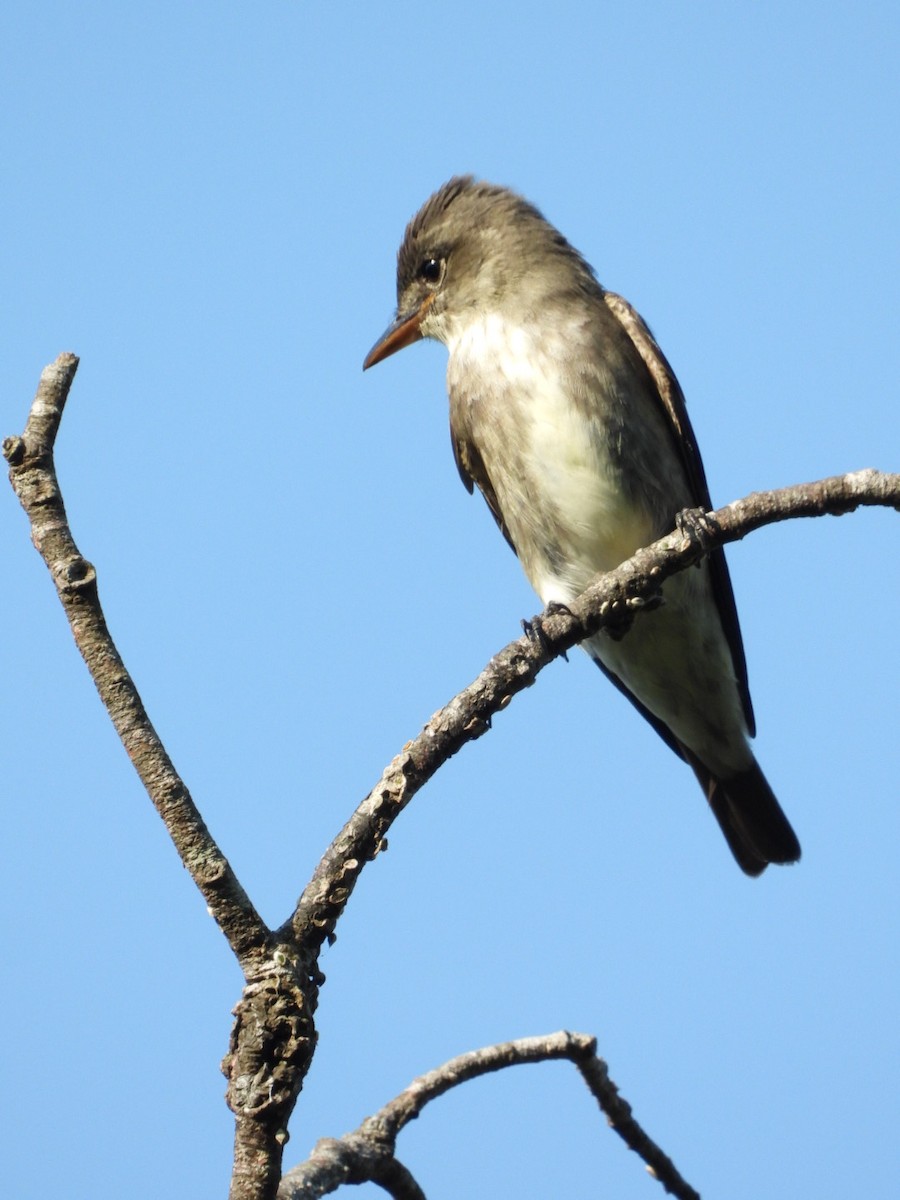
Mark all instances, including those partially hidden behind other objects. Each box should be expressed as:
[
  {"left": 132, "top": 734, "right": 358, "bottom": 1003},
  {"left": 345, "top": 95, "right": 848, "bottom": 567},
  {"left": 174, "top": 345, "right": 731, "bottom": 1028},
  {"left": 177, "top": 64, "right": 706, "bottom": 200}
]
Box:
[
  {"left": 524, "top": 455, "right": 655, "bottom": 606},
  {"left": 498, "top": 389, "right": 657, "bottom": 606},
  {"left": 447, "top": 313, "right": 750, "bottom": 773},
  {"left": 587, "top": 566, "right": 751, "bottom": 771}
]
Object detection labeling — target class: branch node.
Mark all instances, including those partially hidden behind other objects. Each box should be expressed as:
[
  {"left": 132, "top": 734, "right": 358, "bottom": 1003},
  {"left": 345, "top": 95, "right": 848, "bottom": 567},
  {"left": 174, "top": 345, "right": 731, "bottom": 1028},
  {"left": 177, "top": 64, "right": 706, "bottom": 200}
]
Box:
[
  {"left": 3, "top": 434, "right": 25, "bottom": 466},
  {"left": 57, "top": 557, "right": 97, "bottom": 593}
]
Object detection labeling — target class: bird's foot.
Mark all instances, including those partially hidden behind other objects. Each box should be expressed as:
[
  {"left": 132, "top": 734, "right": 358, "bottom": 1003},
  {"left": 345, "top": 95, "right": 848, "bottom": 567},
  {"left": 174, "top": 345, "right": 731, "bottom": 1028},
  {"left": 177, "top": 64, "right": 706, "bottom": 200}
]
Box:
[
  {"left": 675, "top": 506, "right": 717, "bottom": 556},
  {"left": 522, "top": 601, "right": 573, "bottom": 661}
]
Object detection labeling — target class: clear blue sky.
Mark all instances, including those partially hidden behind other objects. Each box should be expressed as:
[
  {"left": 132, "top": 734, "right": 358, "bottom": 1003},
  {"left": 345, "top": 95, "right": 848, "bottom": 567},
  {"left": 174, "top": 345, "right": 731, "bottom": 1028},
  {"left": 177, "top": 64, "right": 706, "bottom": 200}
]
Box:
[{"left": 2, "top": 3, "right": 898, "bottom": 1197}]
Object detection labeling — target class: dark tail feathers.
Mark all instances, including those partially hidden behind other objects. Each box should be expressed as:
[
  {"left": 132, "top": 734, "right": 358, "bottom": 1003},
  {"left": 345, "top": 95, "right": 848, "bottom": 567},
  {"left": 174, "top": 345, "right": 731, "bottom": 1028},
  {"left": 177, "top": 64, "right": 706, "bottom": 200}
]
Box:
[{"left": 684, "top": 752, "right": 801, "bottom": 877}]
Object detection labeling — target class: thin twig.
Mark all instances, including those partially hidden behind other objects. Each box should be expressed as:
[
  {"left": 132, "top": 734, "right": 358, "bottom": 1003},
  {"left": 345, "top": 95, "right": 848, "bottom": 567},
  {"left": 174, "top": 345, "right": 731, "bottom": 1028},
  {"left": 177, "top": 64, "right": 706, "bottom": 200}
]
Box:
[
  {"left": 4, "top": 354, "right": 270, "bottom": 967},
  {"left": 279, "top": 1136, "right": 426, "bottom": 1199},
  {"left": 279, "top": 1031, "right": 700, "bottom": 1200}
]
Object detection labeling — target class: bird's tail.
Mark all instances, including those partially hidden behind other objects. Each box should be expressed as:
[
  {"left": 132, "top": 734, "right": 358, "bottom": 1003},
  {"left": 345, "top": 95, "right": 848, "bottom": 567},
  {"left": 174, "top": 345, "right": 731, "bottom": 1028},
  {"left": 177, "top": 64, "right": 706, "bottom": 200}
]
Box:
[{"left": 682, "top": 750, "right": 802, "bottom": 877}]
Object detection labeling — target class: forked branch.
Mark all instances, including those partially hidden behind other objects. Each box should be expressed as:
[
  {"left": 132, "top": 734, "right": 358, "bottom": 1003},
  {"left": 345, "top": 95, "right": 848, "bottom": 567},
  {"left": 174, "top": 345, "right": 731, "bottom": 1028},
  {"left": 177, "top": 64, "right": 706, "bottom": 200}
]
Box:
[{"left": 6, "top": 354, "right": 898, "bottom": 1200}]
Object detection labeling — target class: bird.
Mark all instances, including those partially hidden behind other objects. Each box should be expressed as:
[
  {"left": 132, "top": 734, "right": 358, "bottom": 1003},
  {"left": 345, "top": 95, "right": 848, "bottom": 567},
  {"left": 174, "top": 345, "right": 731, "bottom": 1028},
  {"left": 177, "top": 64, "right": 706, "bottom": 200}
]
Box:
[{"left": 363, "top": 176, "right": 800, "bottom": 876}]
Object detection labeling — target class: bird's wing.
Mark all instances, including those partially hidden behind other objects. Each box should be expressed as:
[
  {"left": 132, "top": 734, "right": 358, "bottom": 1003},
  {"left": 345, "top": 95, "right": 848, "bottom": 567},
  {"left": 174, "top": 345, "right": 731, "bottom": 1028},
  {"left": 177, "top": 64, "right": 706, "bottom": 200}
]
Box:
[
  {"left": 603, "top": 291, "right": 755, "bottom": 734},
  {"left": 451, "top": 426, "right": 517, "bottom": 553}
]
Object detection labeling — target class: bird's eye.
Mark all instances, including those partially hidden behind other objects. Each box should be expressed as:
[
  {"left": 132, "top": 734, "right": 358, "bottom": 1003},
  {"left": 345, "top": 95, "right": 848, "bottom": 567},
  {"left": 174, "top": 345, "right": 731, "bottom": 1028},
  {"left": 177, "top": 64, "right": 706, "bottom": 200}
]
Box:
[{"left": 419, "top": 257, "right": 442, "bottom": 284}]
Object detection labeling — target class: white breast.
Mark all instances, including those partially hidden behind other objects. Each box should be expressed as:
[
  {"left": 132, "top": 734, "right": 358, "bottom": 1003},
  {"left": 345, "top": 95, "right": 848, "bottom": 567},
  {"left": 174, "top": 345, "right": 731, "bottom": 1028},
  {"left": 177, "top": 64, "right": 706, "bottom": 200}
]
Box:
[{"left": 446, "top": 313, "right": 657, "bottom": 605}]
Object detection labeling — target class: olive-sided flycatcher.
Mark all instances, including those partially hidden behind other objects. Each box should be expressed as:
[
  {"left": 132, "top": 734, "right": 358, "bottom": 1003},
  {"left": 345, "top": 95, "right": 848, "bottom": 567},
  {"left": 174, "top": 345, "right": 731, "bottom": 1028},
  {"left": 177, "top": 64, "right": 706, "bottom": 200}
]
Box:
[{"left": 363, "top": 176, "right": 800, "bottom": 876}]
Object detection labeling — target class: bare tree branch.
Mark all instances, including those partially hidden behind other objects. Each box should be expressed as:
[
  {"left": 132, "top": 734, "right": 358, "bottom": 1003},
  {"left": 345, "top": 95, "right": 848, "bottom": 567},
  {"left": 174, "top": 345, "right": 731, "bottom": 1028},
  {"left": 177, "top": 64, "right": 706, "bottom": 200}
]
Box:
[
  {"left": 280, "top": 1032, "right": 700, "bottom": 1200},
  {"left": 284, "top": 468, "right": 900, "bottom": 951},
  {"left": 6, "top": 355, "right": 898, "bottom": 1200},
  {"left": 279, "top": 1136, "right": 426, "bottom": 1200},
  {"left": 4, "top": 355, "right": 313, "bottom": 1199},
  {"left": 3, "top": 355, "right": 272, "bottom": 967}
]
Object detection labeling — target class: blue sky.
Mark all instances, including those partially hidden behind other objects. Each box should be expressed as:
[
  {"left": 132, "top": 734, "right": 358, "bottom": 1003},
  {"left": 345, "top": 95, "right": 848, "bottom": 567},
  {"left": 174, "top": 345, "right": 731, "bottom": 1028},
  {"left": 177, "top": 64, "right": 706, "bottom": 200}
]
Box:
[{"left": 2, "top": 3, "right": 898, "bottom": 1197}]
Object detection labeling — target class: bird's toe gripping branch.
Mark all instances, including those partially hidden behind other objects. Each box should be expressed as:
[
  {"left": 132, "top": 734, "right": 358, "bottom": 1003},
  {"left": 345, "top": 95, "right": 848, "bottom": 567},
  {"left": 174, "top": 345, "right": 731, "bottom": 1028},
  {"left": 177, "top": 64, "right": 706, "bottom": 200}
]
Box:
[
  {"left": 675, "top": 506, "right": 719, "bottom": 556},
  {"left": 522, "top": 601, "right": 574, "bottom": 661}
]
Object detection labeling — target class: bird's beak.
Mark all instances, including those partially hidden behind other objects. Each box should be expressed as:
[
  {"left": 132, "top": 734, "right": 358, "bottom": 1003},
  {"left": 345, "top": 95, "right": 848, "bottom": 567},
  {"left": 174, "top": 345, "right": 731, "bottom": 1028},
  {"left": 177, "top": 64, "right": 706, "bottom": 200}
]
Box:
[{"left": 363, "top": 295, "right": 434, "bottom": 370}]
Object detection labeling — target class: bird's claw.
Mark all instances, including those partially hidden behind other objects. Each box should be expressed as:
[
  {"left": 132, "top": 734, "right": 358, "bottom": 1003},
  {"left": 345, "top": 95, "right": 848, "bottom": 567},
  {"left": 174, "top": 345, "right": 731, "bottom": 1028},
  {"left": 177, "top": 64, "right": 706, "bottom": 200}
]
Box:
[
  {"left": 675, "top": 506, "right": 717, "bottom": 554},
  {"left": 522, "top": 601, "right": 573, "bottom": 661}
]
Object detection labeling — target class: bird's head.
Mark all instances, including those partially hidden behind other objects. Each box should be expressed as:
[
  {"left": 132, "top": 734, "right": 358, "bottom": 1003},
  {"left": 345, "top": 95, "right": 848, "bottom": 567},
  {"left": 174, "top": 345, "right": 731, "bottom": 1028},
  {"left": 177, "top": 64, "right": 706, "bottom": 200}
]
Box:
[{"left": 363, "top": 176, "right": 596, "bottom": 369}]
